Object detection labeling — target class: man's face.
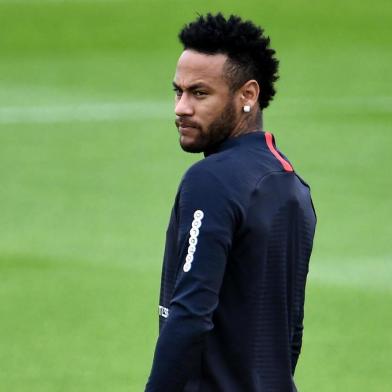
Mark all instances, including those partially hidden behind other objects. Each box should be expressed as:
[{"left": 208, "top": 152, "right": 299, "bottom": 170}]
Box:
[{"left": 173, "top": 50, "right": 239, "bottom": 153}]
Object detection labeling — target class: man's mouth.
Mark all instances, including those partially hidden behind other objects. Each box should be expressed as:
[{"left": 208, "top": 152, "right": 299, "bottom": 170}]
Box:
[
  {"left": 175, "top": 119, "right": 200, "bottom": 132},
  {"left": 178, "top": 125, "right": 197, "bottom": 133}
]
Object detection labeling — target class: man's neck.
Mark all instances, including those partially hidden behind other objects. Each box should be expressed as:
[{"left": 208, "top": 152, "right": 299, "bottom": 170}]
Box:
[{"left": 230, "top": 110, "right": 263, "bottom": 138}]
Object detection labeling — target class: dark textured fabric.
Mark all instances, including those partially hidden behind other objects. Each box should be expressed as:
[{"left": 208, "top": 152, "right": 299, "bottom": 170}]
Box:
[{"left": 146, "top": 131, "right": 316, "bottom": 392}]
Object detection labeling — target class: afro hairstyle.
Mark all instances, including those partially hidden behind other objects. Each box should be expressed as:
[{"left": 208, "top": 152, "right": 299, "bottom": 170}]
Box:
[{"left": 179, "top": 13, "right": 279, "bottom": 110}]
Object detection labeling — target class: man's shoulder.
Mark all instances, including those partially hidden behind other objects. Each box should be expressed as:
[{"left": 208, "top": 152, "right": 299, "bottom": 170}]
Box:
[
  {"left": 183, "top": 152, "right": 237, "bottom": 183},
  {"left": 182, "top": 158, "right": 222, "bottom": 189},
  {"left": 180, "top": 160, "right": 229, "bottom": 196},
  {"left": 178, "top": 157, "right": 242, "bottom": 215}
]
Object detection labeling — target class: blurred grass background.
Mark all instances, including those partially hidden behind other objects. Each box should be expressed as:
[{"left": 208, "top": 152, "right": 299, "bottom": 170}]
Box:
[{"left": 0, "top": 0, "right": 391, "bottom": 391}]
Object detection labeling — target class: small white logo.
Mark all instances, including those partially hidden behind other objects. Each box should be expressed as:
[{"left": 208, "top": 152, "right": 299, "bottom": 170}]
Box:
[
  {"left": 194, "top": 210, "right": 204, "bottom": 220},
  {"left": 190, "top": 228, "right": 199, "bottom": 238},
  {"left": 183, "top": 210, "right": 204, "bottom": 272},
  {"left": 185, "top": 254, "right": 194, "bottom": 263},
  {"left": 158, "top": 305, "right": 169, "bottom": 318},
  {"left": 189, "top": 236, "right": 198, "bottom": 246},
  {"left": 192, "top": 220, "right": 202, "bottom": 229}
]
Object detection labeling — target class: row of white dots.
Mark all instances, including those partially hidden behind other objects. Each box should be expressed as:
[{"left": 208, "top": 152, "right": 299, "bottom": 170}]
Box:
[{"left": 183, "top": 210, "right": 204, "bottom": 272}]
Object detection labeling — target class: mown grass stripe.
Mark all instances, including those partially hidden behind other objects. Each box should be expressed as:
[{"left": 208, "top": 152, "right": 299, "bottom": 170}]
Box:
[{"left": 0, "top": 96, "right": 391, "bottom": 124}]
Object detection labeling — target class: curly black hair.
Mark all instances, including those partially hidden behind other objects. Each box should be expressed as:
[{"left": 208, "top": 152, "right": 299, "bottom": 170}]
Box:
[{"left": 179, "top": 13, "right": 279, "bottom": 110}]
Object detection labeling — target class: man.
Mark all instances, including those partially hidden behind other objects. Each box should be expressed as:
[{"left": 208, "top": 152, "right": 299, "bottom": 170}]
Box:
[{"left": 146, "top": 13, "right": 316, "bottom": 392}]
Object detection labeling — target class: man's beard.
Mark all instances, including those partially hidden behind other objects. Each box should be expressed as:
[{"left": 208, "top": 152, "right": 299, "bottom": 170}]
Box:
[{"left": 177, "top": 99, "right": 237, "bottom": 154}]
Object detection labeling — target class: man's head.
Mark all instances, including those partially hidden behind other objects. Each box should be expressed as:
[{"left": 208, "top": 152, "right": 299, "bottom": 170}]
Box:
[{"left": 174, "top": 13, "right": 279, "bottom": 153}]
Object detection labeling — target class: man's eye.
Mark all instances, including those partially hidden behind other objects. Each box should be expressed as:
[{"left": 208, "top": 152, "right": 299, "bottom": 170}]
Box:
[
  {"left": 173, "top": 89, "right": 182, "bottom": 97},
  {"left": 194, "top": 91, "right": 207, "bottom": 97}
]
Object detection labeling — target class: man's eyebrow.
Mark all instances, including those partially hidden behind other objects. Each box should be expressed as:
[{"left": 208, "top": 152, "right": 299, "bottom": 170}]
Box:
[{"left": 172, "top": 81, "right": 210, "bottom": 90}]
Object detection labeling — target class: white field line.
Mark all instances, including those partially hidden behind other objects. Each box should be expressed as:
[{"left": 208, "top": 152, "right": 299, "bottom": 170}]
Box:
[
  {"left": 285, "top": 96, "right": 392, "bottom": 111},
  {"left": 119, "top": 255, "right": 392, "bottom": 293},
  {"left": 0, "top": 96, "right": 391, "bottom": 125},
  {"left": 127, "top": 256, "right": 392, "bottom": 293},
  {"left": 309, "top": 257, "right": 392, "bottom": 292},
  {"left": 0, "top": 101, "right": 173, "bottom": 124}
]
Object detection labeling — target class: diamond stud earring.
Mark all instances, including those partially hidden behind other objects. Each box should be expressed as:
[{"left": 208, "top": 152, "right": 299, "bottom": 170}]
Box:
[{"left": 243, "top": 105, "right": 251, "bottom": 113}]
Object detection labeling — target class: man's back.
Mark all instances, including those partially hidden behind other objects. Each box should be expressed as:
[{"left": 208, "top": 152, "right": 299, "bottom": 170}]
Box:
[{"left": 147, "top": 131, "right": 316, "bottom": 391}]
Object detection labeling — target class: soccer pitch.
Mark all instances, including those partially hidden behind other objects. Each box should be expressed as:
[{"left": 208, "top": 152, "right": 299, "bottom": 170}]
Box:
[{"left": 0, "top": 0, "right": 391, "bottom": 390}]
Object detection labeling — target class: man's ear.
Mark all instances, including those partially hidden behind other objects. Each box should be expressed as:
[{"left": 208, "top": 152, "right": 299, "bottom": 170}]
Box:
[{"left": 239, "top": 80, "right": 260, "bottom": 110}]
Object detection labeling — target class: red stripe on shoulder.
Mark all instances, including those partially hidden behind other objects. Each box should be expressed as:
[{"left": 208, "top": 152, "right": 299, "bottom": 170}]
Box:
[{"left": 265, "top": 132, "right": 294, "bottom": 172}]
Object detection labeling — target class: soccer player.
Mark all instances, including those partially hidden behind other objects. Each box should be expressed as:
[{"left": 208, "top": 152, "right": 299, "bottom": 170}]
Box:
[{"left": 145, "top": 13, "right": 316, "bottom": 392}]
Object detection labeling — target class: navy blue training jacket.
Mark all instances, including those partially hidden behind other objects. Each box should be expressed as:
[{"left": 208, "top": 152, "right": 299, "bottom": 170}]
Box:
[{"left": 146, "top": 131, "right": 316, "bottom": 392}]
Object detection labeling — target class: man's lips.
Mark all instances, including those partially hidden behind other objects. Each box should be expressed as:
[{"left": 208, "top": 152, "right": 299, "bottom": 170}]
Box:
[
  {"left": 177, "top": 124, "right": 200, "bottom": 136},
  {"left": 175, "top": 119, "right": 200, "bottom": 131},
  {"left": 179, "top": 125, "right": 197, "bottom": 131}
]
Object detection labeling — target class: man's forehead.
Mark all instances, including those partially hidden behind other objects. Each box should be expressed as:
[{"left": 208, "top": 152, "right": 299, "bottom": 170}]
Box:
[{"left": 174, "top": 50, "right": 228, "bottom": 87}]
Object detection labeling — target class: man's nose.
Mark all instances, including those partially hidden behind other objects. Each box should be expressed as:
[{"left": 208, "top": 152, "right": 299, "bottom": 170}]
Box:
[{"left": 175, "top": 94, "right": 194, "bottom": 117}]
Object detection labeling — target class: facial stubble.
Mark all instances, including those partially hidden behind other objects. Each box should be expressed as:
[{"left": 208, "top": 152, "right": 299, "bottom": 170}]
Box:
[{"left": 179, "top": 99, "right": 237, "bottom": 154}]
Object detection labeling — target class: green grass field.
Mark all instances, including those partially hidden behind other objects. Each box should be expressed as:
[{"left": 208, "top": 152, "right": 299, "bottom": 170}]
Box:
[{"left": 0, "top": 0, "right": 391, "bottom": 390}]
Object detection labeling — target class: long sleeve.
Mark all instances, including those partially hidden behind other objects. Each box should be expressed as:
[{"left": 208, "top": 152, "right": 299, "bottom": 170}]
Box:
[
  {"left": 291, "top": 306, "right": 304, "bottom": 374},
  {"left": 145, "top": 166, "right": 237, "bottom": 391}
]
